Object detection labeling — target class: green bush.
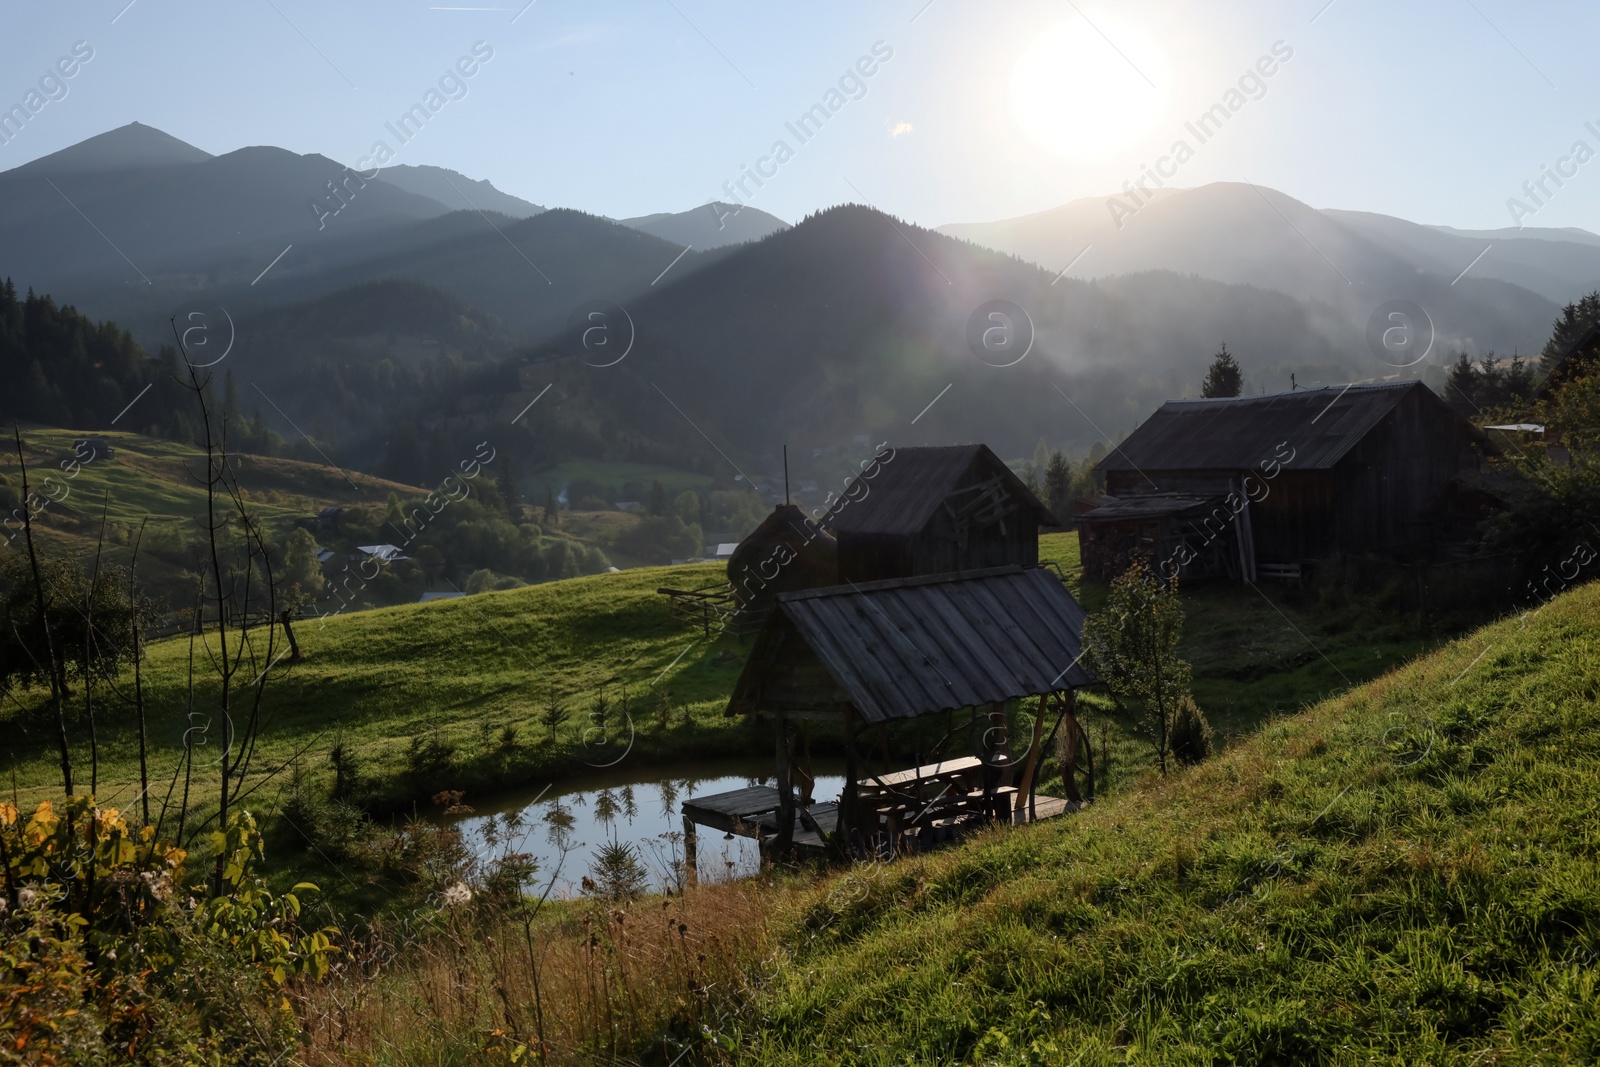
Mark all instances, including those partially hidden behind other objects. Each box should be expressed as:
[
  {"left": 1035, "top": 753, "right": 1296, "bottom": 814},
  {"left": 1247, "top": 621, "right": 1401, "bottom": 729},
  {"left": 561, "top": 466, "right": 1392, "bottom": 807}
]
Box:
[
  {"left": 1169, "top": 692, "right": 1214, "bottom": 765},
  {"left": 466, "top": 567, "right": 526, "bottom": 594}
]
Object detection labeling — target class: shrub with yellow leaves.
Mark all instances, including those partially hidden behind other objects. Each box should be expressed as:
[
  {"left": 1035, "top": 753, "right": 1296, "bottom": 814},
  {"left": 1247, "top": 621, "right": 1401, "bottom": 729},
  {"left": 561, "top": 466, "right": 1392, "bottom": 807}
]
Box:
[{"left": 1, "top": 798, "right": 337, "bottom": 1066}]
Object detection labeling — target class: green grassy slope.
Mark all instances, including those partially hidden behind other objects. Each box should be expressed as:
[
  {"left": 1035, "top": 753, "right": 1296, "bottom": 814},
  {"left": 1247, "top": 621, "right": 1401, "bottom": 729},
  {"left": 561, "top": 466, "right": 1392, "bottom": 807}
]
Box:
[
  {"left": 2, "top": 426, "right": 422, "bottom": 533},
  {"left": 4, "top": 560, "right": 756, "bottom": 820},
  {"left": 740, "top": 581, "right": 1600, "bottom": 1065}
]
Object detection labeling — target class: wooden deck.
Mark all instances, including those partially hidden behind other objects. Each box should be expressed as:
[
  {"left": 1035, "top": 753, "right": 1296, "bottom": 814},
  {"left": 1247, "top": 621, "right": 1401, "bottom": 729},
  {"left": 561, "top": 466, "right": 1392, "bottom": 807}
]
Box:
[{"left": 681, "top": 786, "right": 839, "bottom": 839}]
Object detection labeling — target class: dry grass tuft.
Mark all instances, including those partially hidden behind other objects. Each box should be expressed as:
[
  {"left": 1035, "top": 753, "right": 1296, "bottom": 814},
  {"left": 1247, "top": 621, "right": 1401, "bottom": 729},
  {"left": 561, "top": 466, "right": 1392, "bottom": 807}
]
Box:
[{"left": 297, "top": 878, "right": 778, "bottom": 1066}]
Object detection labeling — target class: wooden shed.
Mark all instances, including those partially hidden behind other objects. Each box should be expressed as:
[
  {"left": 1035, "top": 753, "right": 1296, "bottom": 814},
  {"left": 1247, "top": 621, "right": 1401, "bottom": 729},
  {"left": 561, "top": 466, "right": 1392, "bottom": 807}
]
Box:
[
  {"left": 825, "top": 444, "right": 1057, "bottom": 583},
  {"left": 1080, "top": 381, "right": 1495, "bottom": 581},
  {"left": 680, "top": 566, "right": 1096, "bottom": 867}
]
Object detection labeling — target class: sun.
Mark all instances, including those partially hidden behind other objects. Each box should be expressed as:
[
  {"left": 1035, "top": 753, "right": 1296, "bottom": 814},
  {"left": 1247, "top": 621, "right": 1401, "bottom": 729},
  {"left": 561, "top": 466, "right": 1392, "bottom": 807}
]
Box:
[{"left": 1010, "top": 15, "right": 1166, "bottom": 160}]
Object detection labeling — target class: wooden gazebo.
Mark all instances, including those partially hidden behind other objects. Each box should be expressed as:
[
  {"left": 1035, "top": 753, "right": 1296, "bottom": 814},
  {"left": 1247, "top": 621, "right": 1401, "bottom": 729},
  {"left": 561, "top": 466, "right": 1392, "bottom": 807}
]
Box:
[{"left": 680, "top": 565, "right": 1096, "bottom": 871}]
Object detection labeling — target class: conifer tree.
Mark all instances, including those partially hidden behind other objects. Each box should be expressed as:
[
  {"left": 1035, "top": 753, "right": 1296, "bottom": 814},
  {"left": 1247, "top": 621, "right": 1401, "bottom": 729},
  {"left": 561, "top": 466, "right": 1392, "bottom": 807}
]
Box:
[{"left": 1200, "top": 343, "right": 1243, "bottom": 398}]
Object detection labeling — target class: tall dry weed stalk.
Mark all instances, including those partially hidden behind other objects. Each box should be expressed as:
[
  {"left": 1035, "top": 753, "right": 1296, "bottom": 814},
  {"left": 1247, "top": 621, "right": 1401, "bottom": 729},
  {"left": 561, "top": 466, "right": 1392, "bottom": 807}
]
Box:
[{"left": 297, "top": 879, "right": 771, "bottom": 1065}]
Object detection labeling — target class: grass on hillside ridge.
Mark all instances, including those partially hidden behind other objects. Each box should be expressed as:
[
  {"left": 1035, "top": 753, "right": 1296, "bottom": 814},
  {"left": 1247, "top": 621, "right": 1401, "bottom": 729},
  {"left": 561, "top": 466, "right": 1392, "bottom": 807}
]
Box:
[
  {"left": 3, "top": 561, "right": 758, "bottom": 826},
  {"left": 726, "top": 580, "right": 1600, "bottom": 1065},
  {"left": 1, "top": 425, "right": 423, "bottom": 537}
]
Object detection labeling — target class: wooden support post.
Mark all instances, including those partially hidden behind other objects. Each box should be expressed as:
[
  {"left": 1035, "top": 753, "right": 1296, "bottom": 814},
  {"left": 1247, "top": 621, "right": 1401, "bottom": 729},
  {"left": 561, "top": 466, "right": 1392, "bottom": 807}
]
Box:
[
  {"left": 1060, "top": 689, "right": 1082, "bottom": 804},
  {"left": 838, "top": 706, "right": 859, "bottom": 853},
  {"left": 681, "top": 815, "right": 698, "bottom": 888},
  {"left": 797, "top": 720, "right": 815, "bottom": 805},
  {"left": 983, "top": 701, "right": 1007, "bottom": 820},
  {"left": 774, "top": 715, "right": 795, "bottom": 853},
  {"left": 1014, "top": 692, "right": 1051, "bottom": 818}
]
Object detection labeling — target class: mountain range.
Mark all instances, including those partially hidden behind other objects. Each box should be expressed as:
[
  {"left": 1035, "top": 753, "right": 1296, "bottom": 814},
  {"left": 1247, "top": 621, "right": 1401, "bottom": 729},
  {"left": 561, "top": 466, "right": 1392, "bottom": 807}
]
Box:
[
  {"left": 938, "top": 183, "right": 1600, "bottom": 357},
  {"left": 1, "top": 122, "right": 1593, "bottom": 479}
]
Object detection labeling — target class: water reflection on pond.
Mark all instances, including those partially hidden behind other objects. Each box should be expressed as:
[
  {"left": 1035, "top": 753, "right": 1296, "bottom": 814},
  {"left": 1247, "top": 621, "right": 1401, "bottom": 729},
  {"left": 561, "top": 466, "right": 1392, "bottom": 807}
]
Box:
[{"left": 451, "top": 760, "right": 844, "bottom": 896}]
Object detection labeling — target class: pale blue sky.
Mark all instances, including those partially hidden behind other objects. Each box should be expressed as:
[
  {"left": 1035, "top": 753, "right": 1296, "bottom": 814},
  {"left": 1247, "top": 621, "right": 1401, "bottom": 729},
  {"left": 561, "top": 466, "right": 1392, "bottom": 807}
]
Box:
[{"left": 4, "top": 0, "right": 1599, "bottom": 232}]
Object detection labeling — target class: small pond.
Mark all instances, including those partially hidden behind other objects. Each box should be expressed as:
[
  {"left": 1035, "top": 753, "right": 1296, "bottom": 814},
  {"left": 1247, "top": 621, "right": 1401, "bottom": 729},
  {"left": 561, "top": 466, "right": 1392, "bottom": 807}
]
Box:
[{"left": 450, "top": 759, "right": 845, "bottom": 896}]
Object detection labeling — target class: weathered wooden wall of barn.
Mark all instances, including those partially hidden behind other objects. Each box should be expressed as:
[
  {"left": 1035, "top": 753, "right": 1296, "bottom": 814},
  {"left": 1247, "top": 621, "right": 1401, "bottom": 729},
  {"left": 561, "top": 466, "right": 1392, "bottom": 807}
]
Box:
[
  {"left": 910, "top": 497, "right": 1041, "bottom": 576},
  {"left": 837, "top": 532, "right": 913, "bottom": 583},
  {"left": 740, "top": 617, "right": 849, "bottom": 718},
  {"left": 1250, "top": 471, "right": 1335, "bottom": 561},
  {"left": 1330, "top": 389, "right": 1485, "bottom": 557}
]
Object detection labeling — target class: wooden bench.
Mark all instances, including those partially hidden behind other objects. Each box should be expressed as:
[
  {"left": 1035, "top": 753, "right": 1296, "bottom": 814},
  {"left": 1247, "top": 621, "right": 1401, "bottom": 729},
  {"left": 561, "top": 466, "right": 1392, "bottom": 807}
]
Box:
[{"left": 1257, "top": 562, "right": 1302, "bottom": 585}]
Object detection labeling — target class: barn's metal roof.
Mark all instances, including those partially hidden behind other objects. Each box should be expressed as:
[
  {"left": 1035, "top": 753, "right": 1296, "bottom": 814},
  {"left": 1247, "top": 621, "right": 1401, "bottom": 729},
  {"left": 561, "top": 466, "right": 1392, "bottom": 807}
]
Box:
[
  {"left": 728, "top": 566, "right": 1095, "bottom": 723},
  {"left": 1096, "top": 380, "right": 1462, "bottom": 474},
  {"left": 823, "top": 444, "right": 1055, "bottom": 536}
]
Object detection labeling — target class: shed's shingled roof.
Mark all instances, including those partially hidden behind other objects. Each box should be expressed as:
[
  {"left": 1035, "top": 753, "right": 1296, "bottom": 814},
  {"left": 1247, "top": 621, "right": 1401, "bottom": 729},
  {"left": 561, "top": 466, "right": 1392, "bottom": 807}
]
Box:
[
  {"left": 727, "top": 566, "right": 1095, "bottom": 723},
  {"left": 824, "top": 444, "right": 1055, "bottom": 535},
  {"left": 1076, "top": 493, "right": 1223, "bottom": 522},
  {"left": 1096, "top": 380, "right": 1478, "bottom": 473}
]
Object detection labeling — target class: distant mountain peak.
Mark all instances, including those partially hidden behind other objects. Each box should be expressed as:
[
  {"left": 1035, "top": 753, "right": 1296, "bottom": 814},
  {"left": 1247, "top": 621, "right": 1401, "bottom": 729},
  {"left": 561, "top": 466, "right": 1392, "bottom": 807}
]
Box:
[
  {"left": 374, "top": 164, "right": 544, "bottom": 219},
  {"left": 5, "top": 121, "right": 212, "bottom": 176},
  {"left": 620, "top": 201, "right": 788, "bottom": 249}
]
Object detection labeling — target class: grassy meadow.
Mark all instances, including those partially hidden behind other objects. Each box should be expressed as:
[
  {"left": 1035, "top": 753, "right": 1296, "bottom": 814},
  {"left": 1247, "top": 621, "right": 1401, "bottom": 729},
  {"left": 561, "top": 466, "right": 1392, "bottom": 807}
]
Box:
[
  {"left": 297, "top": 574, "right": 1600, "bottom": 1065},
  {"left": 1, "top": 425, "right": 423, "bottom": 536},
  {"left": 2, "top": 560, "right": 758, "bottom": 820},
  {"left": 2, "top": 531, "right": 1501, "bottom": 884}
]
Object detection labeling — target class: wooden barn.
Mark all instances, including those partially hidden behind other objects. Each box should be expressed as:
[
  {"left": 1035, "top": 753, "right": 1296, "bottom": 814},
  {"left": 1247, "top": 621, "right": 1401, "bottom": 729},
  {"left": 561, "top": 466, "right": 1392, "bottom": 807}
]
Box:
[
  {"left": 1079, "top": 381, "right": 1496, "bottom": 582},
  {"left": 659, "top": 444, "right": 1054, "bottom": 634},
  {"left": 825, "top": 444, "right": 1057, "bottom": 583},
  {"left": 678, "top": 566, "right": 1097, "bottom": 868}
]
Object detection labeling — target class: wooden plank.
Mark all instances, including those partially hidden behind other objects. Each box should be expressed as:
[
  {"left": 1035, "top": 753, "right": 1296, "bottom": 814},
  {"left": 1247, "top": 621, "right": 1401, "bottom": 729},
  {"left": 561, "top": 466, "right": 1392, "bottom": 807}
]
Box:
[
  {"left": 838, "top": 595, "right": 930, "bottom": 722},
  {"left": 759, "top": 569, "right": 1093, "bottom": 725},
  {"left": 949, "top": 578, "right": 1045, "bottom": 690},
  {"left": 859, "top": 590, "right": 958, "bottom": 721},
  {"left": 932, "top": 581, "right": 1030, "bottom": 693},
  {"left": 991, "top": 572, "right": 1091, "bottom": 689},
  {"left": 900, "top": 590, "right": 995, "bottom": 711},
  {"left": 831, "top": 593, "right": 943, "bottom": 723},
  {"left": 901, "top": 586, "right": 991, "bottom": 711},
  {"left": 985, "top": 572, "right": 1085, "bottom": 687},
  {"left": 868, "top": 755, "right": 982, "bottom": 787},
  {"left": 790, "top": 599, "right": 894, "bottom": 722},
  {"left": 1015, "top": 795, "right": 1075, "bottom": 822},
  {"left": 867, "top": 587, "right": 957, "bottom": 720},
  {"left": 683, "top": 785, "right": 776, "bottom": 813}
]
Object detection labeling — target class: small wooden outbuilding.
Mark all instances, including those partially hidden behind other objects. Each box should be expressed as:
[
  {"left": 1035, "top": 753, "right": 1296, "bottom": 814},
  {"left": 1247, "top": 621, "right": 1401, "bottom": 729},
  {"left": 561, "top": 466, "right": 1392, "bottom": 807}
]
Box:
[
  {"left": 680, "top": 565, "right": 1096, "bottom": 867},
  {"left": 825, "top": 444, "right": 1057, "bottom": 583}
]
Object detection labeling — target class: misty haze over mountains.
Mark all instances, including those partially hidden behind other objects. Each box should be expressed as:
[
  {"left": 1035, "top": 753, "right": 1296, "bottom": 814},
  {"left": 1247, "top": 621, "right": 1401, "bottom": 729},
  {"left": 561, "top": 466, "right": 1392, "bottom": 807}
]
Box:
[{"left": 0, "top": 122, "right": 1592, "bottom": 470}]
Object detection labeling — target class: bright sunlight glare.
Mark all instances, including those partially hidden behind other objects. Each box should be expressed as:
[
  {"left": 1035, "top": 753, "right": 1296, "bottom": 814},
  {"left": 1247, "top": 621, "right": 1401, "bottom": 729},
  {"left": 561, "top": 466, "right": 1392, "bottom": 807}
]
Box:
[{"left": 1010, "top": 14, "right": 1166, "bottom": 160}]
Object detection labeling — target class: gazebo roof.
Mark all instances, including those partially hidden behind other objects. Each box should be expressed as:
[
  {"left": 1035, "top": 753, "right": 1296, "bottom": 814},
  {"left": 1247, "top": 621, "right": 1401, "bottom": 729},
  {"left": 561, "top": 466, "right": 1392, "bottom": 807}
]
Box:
[{"left": 727, "top": 566, "right": 1095, "bottom": 723}]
